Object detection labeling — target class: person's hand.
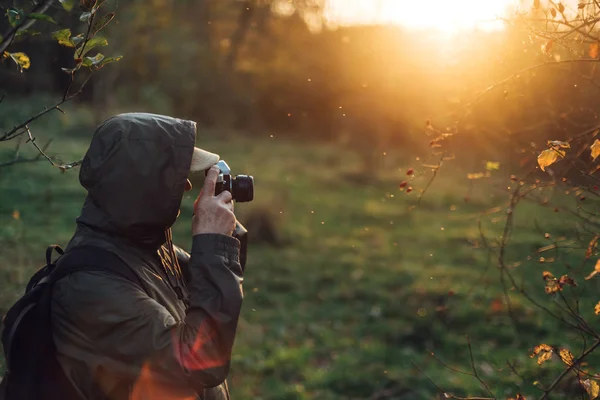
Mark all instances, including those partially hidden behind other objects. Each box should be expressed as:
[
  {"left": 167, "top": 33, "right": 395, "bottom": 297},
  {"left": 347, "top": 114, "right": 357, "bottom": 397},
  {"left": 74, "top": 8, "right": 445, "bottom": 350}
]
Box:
[{"left": 192, "top": 165, "right": 236, "bottom": 236}]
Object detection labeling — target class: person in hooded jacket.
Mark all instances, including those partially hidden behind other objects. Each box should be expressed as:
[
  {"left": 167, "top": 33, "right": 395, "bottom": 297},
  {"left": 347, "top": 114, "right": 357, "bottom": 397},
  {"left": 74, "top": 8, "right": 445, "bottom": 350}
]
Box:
[{"left": 50, "top": 113, "right": 243, "bottom": 400}]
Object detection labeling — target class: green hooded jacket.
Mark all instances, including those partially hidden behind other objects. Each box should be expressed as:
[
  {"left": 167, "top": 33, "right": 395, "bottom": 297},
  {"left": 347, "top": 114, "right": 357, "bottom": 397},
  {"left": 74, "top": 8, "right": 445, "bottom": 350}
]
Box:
[{"left": 50, "top": 113, "right": 243, "bottom": 400}]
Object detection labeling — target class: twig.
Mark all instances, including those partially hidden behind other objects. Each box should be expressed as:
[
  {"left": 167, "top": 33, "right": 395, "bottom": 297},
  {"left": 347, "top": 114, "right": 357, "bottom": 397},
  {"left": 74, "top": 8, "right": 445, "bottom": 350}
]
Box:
[
  {"left": 539, "top": 340, "right": 600, "bottom": 400},
  {"left": 411, "top": 360, "right": 495, "bottom": 400},
  {"left": 23, "top": 126, "right": 82, "bottom": 172},
  {"left": 443, "top": 59, "right": 600, "bottom": 121},
  {"left": 0, "top": 0, "right": 56, "bottom": 54},
  {"left": 417, "top": 151, "right": 446, "bottom": 206},
  {"left": 467, "top": 337, "right": 495, "bottom": 399}
]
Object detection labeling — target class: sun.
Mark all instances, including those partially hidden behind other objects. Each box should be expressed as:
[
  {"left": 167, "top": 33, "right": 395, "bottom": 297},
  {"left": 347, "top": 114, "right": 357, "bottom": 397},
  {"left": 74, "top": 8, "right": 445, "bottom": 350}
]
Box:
[{"left": 324, "top": 0, "right": 518, "bottom": 32}]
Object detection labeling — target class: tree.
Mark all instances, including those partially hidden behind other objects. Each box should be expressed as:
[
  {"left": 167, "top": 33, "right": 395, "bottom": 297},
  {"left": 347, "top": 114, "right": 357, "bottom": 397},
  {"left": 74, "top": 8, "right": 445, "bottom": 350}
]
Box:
[
  {"left": 419, "top": 1, "right": 600, "bottom": 398},
  {"left": 0, "top": 0, "right": 120, "bottom": 169}
]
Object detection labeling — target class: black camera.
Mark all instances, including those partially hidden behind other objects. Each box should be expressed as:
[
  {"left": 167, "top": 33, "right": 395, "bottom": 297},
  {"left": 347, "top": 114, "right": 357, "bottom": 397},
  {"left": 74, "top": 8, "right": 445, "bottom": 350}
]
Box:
[{"left": 208, "top": 160, "right": 254, "bottom": 203}]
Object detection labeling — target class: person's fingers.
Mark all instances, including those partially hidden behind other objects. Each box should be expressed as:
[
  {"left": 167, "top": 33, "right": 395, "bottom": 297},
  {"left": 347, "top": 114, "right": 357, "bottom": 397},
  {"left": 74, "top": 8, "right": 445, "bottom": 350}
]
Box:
[
  {"left": 222, "top": 200, "right": 234, "bottom": 214},
  {"left": 193, "top": 188, "right": 204, "bottom": 212},
  {"left": 203, "top": 165, "right": 220, "bottom": 196},
  {"left": 216, "top": 190, "right": 233, "bottom": 203}
]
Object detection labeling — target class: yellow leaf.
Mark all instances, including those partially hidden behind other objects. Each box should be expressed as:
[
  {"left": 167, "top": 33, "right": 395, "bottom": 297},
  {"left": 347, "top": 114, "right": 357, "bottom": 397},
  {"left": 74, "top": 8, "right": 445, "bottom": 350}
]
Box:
[
  {"left": 8, "top": 52, "right": 30, "bottom": 72},
  {"left": 587, "top": 236, "right": 599, "bottom": 258},
  {"left": 594, "top": 301, "right": 600, "bottom": 315},
  {"left": 543, "top": 271, "right": 555, "bottom": 280},
  {"left": 467, "top": 172, "right": 489, "bottom": 180},
  {"left": 591, "top": 42, "right": 600, "bottom": 59},
  {"left": 582, "top": 379, "right": 600, "bottom": 400},
  {"left": 538, "top": 148, "right": 565, "bottom": 171},
  {"left": 548, "top": 140, "right": 571, "bottom": 149},
  {"left": 531, "top": 344, "right": 554, "bottom": 365},
  {"left": 585, "top": 259, "right": 600, "bottom": 280},
  {"left": 508, "top": 394, "right": 526, "bottom": 400},
  {"left": 559, "top": 275, "right": 577, "bottom": 287},
  {"left": 11, "top": 210, "right": 20, "bottom": 220},
  {"left": 542, "top": 39, "right": 553, "bottom": 54},
  {"left": 558, "top": 348, "right": 574, "bottom": 366},
  {"left": 591, "top": 139, "right": 600, "bottom": 161},
  {"left": 485, "top": 161, "right": 500, "bottom": 171}
]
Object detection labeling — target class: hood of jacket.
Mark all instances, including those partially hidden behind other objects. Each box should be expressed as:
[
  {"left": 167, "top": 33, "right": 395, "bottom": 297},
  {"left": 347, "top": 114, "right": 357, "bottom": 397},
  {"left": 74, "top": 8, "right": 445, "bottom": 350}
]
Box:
[{"left": 76, "top": 113, "right": 196, "bottom": 249}]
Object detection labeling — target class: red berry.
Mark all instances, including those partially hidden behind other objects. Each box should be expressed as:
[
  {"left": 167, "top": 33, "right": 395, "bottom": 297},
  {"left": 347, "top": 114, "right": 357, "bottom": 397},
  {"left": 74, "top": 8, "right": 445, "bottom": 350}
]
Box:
[
  {"left": 406, "top": 168, "right": 414, "bottom": 176},
  {"left": 399, "top": 181, "right": 408, "bottom": 189},
  {"left": 406, "top": 187, "right": 413, "bottom": 193}
]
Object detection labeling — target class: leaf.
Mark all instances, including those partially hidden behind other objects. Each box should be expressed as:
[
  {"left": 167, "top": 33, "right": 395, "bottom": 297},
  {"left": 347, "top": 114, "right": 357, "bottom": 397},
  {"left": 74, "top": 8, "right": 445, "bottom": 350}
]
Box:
[
  {"left": 78, "top": 36, "right": 108, "bottom": 57},
  {"left": 508, "top": 394, "right": 526, "bottom": 400},
  {"left": 15, "top": 29, "right": 41, "bottom": 38},
  {"left": 587, "top": 236, "right": 599, "bottom": 258},
  {"left": 28, "top": 13, "right": 57, "bottom": 24},
  {"left": 79, "top": 11, "right": 92, "bottom": 22},
  {"left": 7, "top": 52, "right": 30, "bottom": 72},
  {"left": 94, "top": 55, "right": 122, "bottom": 68},
  {"left": 582, "top": 379, "right": 600, "bottom": 400},
  {"left": 558, "top": 348, "right": 574, "bottom": 366},
  {"left": 530, "top": 344, "right": 554, "bottom": 365},
  {"left": 585, "top": 259, "right": 600, "bottom": 280},
  {"left": 92, "top": 12, "right": 114, "bottom": 35},
  {"left": 7, "top": 8, "right": 25, "bottom": 27},
  {"left": 595, "top": 301, "right": 600, "bottom": 315},
  {"left": 52, "top": 29, "right": 74, "bottom": 47},
  {"left": 579, "top": 2, "right": 587, "bottom": 9},
  {"left": 467, "top": 172, "right": 489, "bottom": 180},
  {"left": 591, "top": 139, "right": 600, "bottom": 161},
  {"left": 551, "top": 7, "right": 557, "bottom": 18},
  {"left": 593, "top": 43, "right": 600, "bottom": 59},
  {"left": 558, "top": 2, "right": 565, "bottom": 13},
  {"left": 485, "top": 161, "right": 500, "bottom": 171},
  {"left": 548, "top": 140, "right": 571, "bottom": 149},
  {"left": 59, "top": 0, "right": 76, "bottom": 11},
  {"left": 543, "top": 271, "right": 555, "bottom": 281},
  {"left": 542, "top": 39, "right": 553, "bottom": 54},
  {"left": 70, "top": 35, "right": 84, "bottom": 47},
  {"left": 538, "top": 148, "right": 565, "bottom": 171},
  {"left": 559, "top": 275, "right": 577, "bottom": 287},
  {"left": 82, "top": 53, "right": 104, "bottom": 67}
]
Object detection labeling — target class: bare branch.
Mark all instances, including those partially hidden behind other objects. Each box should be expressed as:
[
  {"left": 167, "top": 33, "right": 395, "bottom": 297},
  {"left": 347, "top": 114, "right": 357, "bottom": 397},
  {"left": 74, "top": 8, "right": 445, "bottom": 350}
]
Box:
[{"left": 539, "top": 340, "right": 600, "bottom": 400}]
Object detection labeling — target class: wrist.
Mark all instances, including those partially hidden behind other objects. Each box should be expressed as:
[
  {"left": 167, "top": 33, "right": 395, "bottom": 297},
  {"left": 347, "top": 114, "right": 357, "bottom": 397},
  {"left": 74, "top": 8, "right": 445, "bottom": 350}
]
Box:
[{"left": 191, "top": 233, "right": 240, "bottom": 261}]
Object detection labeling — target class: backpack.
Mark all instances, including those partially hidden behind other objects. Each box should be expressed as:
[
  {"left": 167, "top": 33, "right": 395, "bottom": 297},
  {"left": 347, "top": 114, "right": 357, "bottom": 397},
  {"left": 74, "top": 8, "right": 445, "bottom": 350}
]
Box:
[{"left": 0, "top": 245, "right": 142, "bottom": 400}]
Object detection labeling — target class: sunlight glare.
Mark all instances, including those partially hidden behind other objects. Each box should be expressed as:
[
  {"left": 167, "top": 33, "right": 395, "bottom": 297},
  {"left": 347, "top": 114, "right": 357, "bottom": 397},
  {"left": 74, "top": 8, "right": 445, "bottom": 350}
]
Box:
[{"left": 324, "top": 0, "right": 519, "bottom": 32}]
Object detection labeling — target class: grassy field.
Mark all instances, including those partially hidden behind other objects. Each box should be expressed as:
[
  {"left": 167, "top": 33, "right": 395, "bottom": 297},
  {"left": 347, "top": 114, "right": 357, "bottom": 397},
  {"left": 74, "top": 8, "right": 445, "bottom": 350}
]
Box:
[{"left": 2, "top": 104, "right": 600, "bottom": 399}]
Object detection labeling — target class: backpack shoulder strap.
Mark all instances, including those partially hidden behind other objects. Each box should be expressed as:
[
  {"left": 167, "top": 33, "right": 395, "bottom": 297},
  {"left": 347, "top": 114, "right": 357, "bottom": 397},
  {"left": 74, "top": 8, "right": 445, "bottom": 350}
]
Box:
[{"left": 52, "top": 246, "right": 145, "bottom": 291}]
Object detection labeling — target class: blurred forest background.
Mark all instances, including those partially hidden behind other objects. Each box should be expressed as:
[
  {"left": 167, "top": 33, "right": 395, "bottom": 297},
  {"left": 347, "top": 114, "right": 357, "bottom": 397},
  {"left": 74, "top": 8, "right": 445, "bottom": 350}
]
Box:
[{"left": 3, "top": 0, "right": 600, "bottom": 399}]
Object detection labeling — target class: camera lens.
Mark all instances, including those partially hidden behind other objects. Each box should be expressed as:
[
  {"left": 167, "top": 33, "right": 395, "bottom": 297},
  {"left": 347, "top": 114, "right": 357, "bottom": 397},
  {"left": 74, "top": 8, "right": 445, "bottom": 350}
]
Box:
[{"left": 233, "top": 175, "right": 254, "bottom": 202}]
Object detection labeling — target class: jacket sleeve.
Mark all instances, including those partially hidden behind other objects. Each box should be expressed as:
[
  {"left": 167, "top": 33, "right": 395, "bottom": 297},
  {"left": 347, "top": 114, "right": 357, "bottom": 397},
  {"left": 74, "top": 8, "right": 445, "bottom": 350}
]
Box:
[{"left": 51, "top": 234, "right": 243, "bottom": 396}]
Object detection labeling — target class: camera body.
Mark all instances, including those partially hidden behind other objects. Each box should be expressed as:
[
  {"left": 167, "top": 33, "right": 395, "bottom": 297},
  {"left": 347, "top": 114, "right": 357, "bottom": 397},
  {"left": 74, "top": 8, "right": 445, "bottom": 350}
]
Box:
[
  {"left": 208, "top": 160, "right": 254, "bottom": 203},
  {"left": 206, "top": 160, "right": 253, "bottom": 271}
]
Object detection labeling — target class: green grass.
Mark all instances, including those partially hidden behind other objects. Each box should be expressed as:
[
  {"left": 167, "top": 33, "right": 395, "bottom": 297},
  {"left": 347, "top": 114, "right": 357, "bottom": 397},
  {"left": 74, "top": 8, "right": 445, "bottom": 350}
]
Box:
[{"left": 2, "top": 107, "right": 600, "bottom": 399}]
